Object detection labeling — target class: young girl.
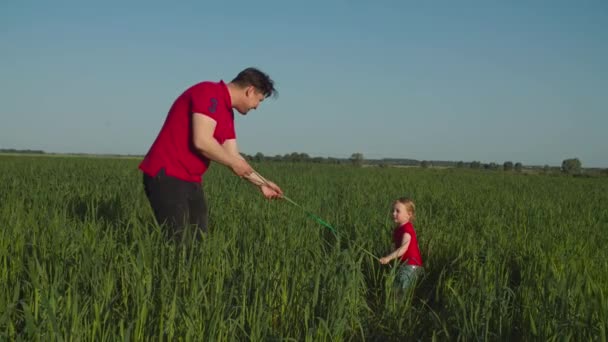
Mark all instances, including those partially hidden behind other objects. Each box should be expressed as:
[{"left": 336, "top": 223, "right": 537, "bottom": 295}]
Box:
[{"left": 379, "top": 197, "right": 423, "bottom": 289}]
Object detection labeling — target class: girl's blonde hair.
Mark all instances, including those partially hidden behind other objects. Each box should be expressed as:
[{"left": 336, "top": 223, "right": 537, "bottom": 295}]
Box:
[{"left": 394, "top": 197, "right": 416, "bottom": 221}]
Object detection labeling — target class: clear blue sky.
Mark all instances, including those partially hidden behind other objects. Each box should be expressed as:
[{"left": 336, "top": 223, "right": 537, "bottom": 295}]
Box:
[{"left": 2, "top": 1, "right": 607, "bottom": 167}]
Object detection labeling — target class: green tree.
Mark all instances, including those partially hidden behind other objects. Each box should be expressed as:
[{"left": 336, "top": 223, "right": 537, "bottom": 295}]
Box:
[
  {"left": 503, "top": 161, "right": 514, "bottom": 171},
  {"left": 514, "top": 162, "right": 523, "bottom": 173},
  {"left": 562, "top": 158, "right": 582, "bottom": 175},
  {"left": 421, "top": 160, "right": 430, "bottom": 168},
  {"left": 254, "top": 152, "right": 265, "bottom": 162},
  {"left": 288, "top": 152, "right": 302, "bottom": 162},
  {"left": 350, "top": 153, "right": 364, "bottom": 167},
  {"left": 456, "top": 161, "right": 465, "bottom": 168},
  {"left": 470, "top": 161, "right": 481, "bottom": 169}
]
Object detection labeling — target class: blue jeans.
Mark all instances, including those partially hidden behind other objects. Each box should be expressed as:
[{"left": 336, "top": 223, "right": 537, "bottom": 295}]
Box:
[{"left": 396, "top": 264, "right": 423, "bottom": 289}]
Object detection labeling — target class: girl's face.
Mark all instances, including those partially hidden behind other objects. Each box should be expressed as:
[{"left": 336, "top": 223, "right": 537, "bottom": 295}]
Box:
[{"left": 392, "top": 202, "right": 411, "bottom": 226}]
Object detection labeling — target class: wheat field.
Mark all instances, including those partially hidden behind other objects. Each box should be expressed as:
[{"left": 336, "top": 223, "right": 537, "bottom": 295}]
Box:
[{"left": 1, "top": 155, "right": 606, "bottom": 340}]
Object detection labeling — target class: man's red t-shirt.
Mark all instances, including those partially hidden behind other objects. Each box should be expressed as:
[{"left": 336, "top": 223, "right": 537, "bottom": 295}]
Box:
[
  {"left": 139, "top": 80, "right": 235, "bottom": 183},
  {"left": 393, "top": 222, "right": 423, "bottom": 266}
]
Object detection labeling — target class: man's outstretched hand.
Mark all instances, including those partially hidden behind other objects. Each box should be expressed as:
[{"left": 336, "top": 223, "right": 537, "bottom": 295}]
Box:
[{"left": 260, "top": 181, "right": 283, "bottom": 199}]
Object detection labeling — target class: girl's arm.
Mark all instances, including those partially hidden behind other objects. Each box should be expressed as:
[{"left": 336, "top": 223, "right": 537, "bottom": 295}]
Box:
[{"left": 379, "top": 233, "right": 411, "bottom": 264}]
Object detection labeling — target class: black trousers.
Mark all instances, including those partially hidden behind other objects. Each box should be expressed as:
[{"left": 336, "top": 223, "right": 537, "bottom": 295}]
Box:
[{"left": 143, "top": 168, "right": 208, "bottom": 240}]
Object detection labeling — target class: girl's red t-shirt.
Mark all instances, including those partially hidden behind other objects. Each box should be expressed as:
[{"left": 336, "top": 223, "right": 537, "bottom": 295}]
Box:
[{"left": 393, "top": 222, "right": 423, "bottom": 266}]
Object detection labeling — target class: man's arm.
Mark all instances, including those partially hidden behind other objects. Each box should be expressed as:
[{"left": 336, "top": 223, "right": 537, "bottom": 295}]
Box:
[
  {"left": 223, "top": 139, "right": 282, "bottom": 194},
  {"left": 192, "top": 114, "right": 252, "bottom": 177},
  {"left": 222, "top": 139, "right": 266, "bottom": 186}
]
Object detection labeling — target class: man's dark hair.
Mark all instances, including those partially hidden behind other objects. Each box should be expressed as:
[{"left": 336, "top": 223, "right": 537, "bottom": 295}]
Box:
[{"left": 231, "top": 67, "right": 277, "bottom": 98}]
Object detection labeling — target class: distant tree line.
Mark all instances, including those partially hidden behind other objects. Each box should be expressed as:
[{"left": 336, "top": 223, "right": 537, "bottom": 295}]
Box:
[
  {"left": 2, "top": 148, "right": 603, "bottom": 177},
  {"left": 243, "top": 153, "right": 604, "bottom": 177},
  {"left": 0, "top": 148, "right": 45, "bottom": 154},
  {"left": 241, "top": 152, "right": 350, "bottom": 165}
]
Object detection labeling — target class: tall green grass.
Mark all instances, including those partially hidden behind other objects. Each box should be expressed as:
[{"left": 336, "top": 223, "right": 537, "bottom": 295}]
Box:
[{"left": 1, "top": 155, "right": 606, "bottom": 340}]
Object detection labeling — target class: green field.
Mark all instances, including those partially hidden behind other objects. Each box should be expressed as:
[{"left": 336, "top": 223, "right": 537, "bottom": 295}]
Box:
[{"left": 1, "top": 155, "right": 607, "bottom": 340}]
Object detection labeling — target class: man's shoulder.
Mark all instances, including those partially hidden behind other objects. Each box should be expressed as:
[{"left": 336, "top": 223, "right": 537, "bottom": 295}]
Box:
[
  {"left": 185, "top": 81, "right": 228, "bottom": 107},
  {"left": 186, "top": 81, "right": 223, "bottom": 94}
]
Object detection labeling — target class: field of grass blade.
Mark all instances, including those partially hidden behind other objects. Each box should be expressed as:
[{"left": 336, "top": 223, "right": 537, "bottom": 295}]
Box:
[{"left": 1, "top": 155, "right": 606, "bottom": 340}]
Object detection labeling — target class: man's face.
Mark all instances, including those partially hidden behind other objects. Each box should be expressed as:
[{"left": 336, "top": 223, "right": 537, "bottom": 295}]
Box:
[{"left": 237, "top": 86, "right": 265, "bottom": 115}]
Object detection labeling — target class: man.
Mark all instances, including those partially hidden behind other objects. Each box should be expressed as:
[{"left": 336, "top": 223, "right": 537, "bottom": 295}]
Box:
[{"left": 139, "top": 67, "right": 283, "bottom": 239}]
